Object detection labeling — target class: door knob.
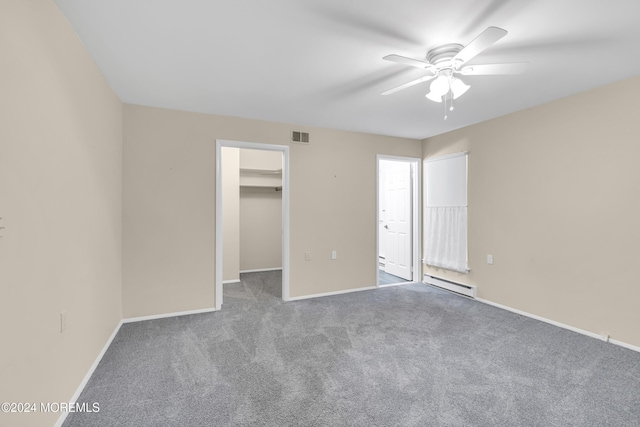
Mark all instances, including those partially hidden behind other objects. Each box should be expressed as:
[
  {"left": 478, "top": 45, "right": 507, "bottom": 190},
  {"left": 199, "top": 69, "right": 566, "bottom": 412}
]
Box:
[{"left": 384, "top": 225, "right": 389, "bottom": 229}]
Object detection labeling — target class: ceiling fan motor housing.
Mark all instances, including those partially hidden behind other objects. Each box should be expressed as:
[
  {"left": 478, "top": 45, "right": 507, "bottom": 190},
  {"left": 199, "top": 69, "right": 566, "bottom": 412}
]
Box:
[{"left": 427, "top": 43, "right": 463, "bottom": 69}]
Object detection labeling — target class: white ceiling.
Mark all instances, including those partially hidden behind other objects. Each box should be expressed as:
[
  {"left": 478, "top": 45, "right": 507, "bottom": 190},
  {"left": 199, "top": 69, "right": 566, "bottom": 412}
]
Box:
[{"left": 55, "top": 0, "right": 640, "bottom": 140}]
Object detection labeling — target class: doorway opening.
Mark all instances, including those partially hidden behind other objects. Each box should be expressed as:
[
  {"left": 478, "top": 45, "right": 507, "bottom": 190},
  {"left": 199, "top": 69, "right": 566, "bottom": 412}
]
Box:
[
  {"left": 377, "top": 155, "right": 421, "bottom": 286},
  {"left": 215, "top": 140, "right": 290, "bottom": 310}
]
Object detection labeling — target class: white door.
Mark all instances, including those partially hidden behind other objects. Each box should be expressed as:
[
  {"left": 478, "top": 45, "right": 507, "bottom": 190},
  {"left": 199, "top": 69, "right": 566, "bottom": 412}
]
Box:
[{"left": 383, "top": 160, "right": 412, "bottom": 280}]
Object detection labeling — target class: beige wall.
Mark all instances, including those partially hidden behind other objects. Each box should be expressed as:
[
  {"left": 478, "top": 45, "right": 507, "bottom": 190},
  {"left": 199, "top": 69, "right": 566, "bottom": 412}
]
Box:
[
  {"left": 222, "top": 147, "right": 240, "bottom": 282},
  {"left": 0, "top": 1, "right": 123, "bottom": 426},
  {"left": 123, "top": 104, "right": 421, "bottom": 316},
  {"left": 240, "top": 188, "right": 283, "bottom": 271},
  {"left": 240, "top": 148, "right": 283, "bottom": 171},
  {"left": 423, "top": 74, "right": 640, "bottom": 347},
  {"left": 239, "top": 149, "right": 283, "bottom": 272}
]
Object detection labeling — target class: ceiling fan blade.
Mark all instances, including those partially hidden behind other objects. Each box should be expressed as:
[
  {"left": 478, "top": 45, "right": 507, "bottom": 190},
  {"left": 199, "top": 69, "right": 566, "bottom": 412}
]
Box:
[
  {"left": 383, "top": 54, "right": 433, "bottom": 69},
  {"left": 381, "top": 74, "right": 436, "bottom": 95},
  {"left": 453, "top": 26, "right": 508, "bottom": 66},
  {"left": 459, "top": 62, "right": 528, "bottom": 75}
]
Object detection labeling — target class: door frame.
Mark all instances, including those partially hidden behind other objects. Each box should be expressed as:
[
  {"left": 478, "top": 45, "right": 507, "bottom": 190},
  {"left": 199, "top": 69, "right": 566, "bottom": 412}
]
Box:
[
  {"left": 215, "top": 139, "right": 290, "bottom": 309},
  {"left": 376, "top": 155, "right": 422, "bottom": 285}
]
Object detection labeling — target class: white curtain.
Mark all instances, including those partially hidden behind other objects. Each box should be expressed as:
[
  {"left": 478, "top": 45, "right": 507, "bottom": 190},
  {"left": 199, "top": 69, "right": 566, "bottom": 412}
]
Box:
[
  {"left": 424, "top": 152, "right": 468, "bottom": 273},
  {"left": 424, "top": 206, "right": 468, "bottom": 273}
]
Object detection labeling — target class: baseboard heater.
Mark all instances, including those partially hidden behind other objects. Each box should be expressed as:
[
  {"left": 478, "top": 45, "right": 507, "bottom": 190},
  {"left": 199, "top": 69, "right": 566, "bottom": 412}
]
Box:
[{"left": 423, "top": 274, "right": 477, "bottom": 298}]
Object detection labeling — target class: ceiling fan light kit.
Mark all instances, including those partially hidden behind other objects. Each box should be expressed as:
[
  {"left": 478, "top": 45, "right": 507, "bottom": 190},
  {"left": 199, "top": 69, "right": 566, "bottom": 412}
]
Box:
[
  {"left": 427, "top": 75, "right": 449, "bottom": 101},
  {"left": 450, "top": 77, "right": 470, "bottom": 98},
  {"left": 424, "top": 72, "right": 470, "bottom": 103},
  {"left": 382, "top": 26, "right": 527, "bottom": 118}
]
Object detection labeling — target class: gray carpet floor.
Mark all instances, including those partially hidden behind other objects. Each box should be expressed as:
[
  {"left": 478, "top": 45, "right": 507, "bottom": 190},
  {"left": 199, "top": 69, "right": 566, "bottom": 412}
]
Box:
[
  {"left": 379, "top": 269, "right": 410, "bottom": 286},
  {"left": 63, "top": 271, "right": 640, "bottom": 426}
]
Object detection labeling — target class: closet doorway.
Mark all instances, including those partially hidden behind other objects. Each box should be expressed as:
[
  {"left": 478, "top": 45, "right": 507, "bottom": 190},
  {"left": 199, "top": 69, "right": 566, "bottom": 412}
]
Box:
[
  {"left": 215, "top": 140, "right": 290, "bottom": 309},
  {"left": 377, "top": 155, "right": 421, "bottom": 286}
]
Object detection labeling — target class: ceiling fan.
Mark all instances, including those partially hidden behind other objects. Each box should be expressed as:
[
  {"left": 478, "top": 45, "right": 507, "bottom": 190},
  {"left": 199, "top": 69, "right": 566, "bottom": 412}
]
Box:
[{"left": 382, "top": 27, "right": 527, "bottom": 107}]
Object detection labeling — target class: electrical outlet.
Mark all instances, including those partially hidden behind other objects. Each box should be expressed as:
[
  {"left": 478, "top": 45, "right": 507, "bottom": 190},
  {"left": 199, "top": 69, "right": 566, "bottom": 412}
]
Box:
[
  {"left": 60, "top": 311, "right": 67, "bottom": 333},
  {"left": 305, "top": 251, "right": 311, "bottom": 261},
  {"left": 331, "top": 250, "right": 337, "bottom": 260},
  {"left": 487, "top": 254, "right": 493, "bottom": 265}
]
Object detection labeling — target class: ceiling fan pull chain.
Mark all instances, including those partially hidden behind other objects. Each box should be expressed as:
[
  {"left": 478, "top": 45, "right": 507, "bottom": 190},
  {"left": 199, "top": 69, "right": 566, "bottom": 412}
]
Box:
[{"left": 444, "top": 96, "right": 448, "bottom": 120}]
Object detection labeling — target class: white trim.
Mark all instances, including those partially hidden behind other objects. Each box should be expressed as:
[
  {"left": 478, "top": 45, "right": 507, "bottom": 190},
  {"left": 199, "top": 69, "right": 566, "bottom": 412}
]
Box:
[
  {"left": 240, "top": 267, "right": 283, "bottom": 273},
  {"left": 377, "top": 154, "right": 422, "bottom": 163},
  {"left": 476, "top": 297, "right": 640, "bottom": 354},
  {"left": 424, "top": 151, "right": 468, "bottom": 163},
  {"left": 412, "top": 160, "right": 422, "bottom": 282},
  {"left": 609, "top": 338, "right": 640, "bottom": 353},
  {"left": 216, "top": 139, "right": 291, "bottom": 310},
  {"left": 376, "top": 155, "right": 422, "bottom": 286},
  {"left": 122, "top": 307, "right": 216, "bottom": 324},
  {"left": 215, "top": 141, "right": 224, "bottom": 310},
  {"left": 223, "top": 279, "right": 241, "bottom": 285},
  {"left": 54, "top": 320, "right": 123, "bottom": 427},
  {"left": 287, "top": 286, "right": 377, "bottom": 301}
]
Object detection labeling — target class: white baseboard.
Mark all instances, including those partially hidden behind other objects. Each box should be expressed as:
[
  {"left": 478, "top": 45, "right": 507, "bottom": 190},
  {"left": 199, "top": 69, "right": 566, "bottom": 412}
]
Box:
[
  {"left": 54, "top": 320, "right": 123, "bottom": 427},
  {"left": 476, "top": 297, "right": 640, "bottom": 354},
  {"left": 55, "top": 306, "right": 217, "bottom": 426},
  {"left": 240, "top": 267, "right": 283, "bottom": 273},
  {"left": 288, "top": 286, "right": 377, "bottom": 302},
  {"left": 609, "top": 338, "right": 640, "bottom": 353},
  {"left": 123, "top": 307, "right": 216, "bottom": 324}
]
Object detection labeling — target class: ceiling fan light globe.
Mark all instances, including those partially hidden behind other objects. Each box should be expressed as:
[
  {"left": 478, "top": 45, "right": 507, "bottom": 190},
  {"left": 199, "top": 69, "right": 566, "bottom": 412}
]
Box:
[
  {"left": 425, "top": 91, "right": 443, "bottom": 103},
  {"left": 430, "top": 75, "right": 449, "bottom": 96},
  {"left": 451, "top": 78, "right": 470, "bottom": 99}
]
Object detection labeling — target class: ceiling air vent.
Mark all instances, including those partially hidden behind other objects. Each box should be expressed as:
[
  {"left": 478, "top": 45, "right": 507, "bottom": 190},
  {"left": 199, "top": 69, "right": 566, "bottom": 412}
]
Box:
[{"left": 292, "top": 131, "right": 310, "bottom": 144}]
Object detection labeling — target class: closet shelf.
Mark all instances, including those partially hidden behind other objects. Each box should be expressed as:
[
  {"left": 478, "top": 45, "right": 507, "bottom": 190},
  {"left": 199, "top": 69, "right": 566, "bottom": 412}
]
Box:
[
  {"left": 239, "top": 167, "right": 282, "bottom": 188},
  {"left": 239, "top": 168, "right": 282, "bottom": 175},
  {"left": 240, "top": 184, "right": 282, "bottom": 192}
]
